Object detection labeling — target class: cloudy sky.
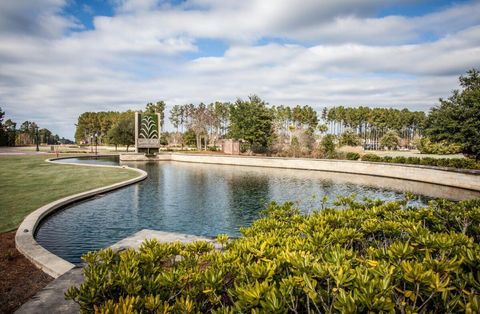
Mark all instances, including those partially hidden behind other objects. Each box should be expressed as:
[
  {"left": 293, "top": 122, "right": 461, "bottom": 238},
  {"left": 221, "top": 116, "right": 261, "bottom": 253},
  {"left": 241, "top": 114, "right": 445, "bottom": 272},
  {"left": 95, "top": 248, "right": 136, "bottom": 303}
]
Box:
[{"left": 1, "top": 0, "right": 479, "bottom": 138}]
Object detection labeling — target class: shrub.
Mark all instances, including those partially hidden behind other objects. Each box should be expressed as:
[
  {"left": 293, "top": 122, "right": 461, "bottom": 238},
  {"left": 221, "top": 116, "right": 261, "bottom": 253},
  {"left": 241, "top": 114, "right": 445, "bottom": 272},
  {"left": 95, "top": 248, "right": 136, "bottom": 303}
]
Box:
[
  {"left": 415, "top": 138, "right": 463, "bottom": 155},
  {"left": 66, "top": 198, "right": 480, "bottom": 313},
  {"left": 436, "top": 158, "right": 451, "bottom": 168},
  {"left": 339, "top": 129, "right": 361, "bottom": 147},
  {"left": 446, "top": 158, "right": 478, "bottom": 169},
  {"left": 406, "top": 156, "right": 421, "bottom": 164},
  {"left": 240, "top": 142, "right": 251, "bottom": 154},
  {"left": 359, "top": 154, "right": 480, "bottom": 170},
  {"left": 182, "top": 129, "right": 197, "bottom": 147},
  {"left": 382, "top": 156, "right": 393, "bottom": 162},
  {"left": 380, "top": 130, "right": 400, "bottom": 150},
  {"left": 319, "top": 134, "right": 336, "bottom": 159},
  {"left": 345, "top": 152, "right": 360, "bottom": 160},
  {"left": 391, "top": 156, "right": 406, "bottom": 164},
  {"left": 207, "top": 146, "right": 220, "bottom": 152},
  {"left": 420, "top": 157, "right": 437, "bottom": 166},
  {"left": 361, "top": 153, "right": 383, "bottom": 162}
]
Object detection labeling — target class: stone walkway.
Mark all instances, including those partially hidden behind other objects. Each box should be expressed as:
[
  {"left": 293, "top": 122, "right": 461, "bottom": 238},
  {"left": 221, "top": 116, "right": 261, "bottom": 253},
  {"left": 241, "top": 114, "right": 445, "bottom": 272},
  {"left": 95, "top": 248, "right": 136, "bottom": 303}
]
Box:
[{"left": 15, "top": 230, "right": 216, "bottom": 313}]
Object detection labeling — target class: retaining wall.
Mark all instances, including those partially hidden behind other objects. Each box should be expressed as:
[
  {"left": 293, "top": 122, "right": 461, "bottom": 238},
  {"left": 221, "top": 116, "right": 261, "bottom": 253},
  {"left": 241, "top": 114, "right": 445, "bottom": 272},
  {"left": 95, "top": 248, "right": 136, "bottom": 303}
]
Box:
[{"left": 120, "top": 153, "right": 480, "bottom": 191}]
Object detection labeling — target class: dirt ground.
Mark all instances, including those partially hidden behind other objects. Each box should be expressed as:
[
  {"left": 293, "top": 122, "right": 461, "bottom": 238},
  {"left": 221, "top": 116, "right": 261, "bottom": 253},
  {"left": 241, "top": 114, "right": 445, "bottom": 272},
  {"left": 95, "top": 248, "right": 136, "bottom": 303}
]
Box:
[{"left": 0, "top": 231, "right": 52, "bottom": 314}]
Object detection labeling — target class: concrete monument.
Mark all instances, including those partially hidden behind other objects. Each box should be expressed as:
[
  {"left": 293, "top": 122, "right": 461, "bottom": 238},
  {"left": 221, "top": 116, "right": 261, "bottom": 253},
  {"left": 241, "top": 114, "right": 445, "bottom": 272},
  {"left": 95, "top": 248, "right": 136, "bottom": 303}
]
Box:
[{"left": 135, "top": 112, "right": 162, "bottom": 154}]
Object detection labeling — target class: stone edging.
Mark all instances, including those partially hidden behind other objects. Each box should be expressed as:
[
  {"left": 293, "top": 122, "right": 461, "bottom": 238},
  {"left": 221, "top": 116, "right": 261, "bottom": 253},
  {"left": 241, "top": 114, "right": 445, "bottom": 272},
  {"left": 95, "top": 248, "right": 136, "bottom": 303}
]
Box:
[{"left": 15, "top": 156, "right": 148, "bottom": 278}]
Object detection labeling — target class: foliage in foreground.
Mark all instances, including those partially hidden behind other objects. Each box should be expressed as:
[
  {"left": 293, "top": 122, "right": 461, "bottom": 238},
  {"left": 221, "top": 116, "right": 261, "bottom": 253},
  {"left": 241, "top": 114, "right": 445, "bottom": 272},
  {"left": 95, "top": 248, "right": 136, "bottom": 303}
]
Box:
[{"left": 66, "top": 198, "right": 480, "bottom": 313}]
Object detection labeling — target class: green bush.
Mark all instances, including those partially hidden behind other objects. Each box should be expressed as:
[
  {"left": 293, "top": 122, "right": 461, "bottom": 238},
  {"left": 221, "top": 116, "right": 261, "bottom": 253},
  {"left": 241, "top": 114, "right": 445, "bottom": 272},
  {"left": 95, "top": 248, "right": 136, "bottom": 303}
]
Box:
[
  {"left": 66, "top": 198, "right": 480, "bottom": 313},
  {"left": 319, "top": 134, "right": 336, "bottom": 159},
  {"left": 207, "top": 146, "right": 220, "bottom": 152},
  {"left": 360, "top": 153, "right": 383, "bottom": 162},
  {"left": 358, "top": 153, "right": 480, "bottom": 170},
  {"left": 392, "top": 156, "right": 407, "bottom": 164},
  {"left": 339, "top": 130, "right": 361, "bottom": 147},
  {"left": 415, "top": 138, "right": 463, "bottom": 155},
  {"left": 380, "top": 130, "right": 400, "bottom": 150},
  {"left": 382, "top": 156, "right": 393, "bottom": 162},
  {"left": 419, "top": 157, "right": 437, "bottom": 166},
  {"left": 445, "top": 158, "right": 478, "bottom": 169},
  {"left": 345, "top": 152, "right": 360, "bottom": 160},
  {"left": 240, "top": 142, "right": 250, "bottom": 153}
]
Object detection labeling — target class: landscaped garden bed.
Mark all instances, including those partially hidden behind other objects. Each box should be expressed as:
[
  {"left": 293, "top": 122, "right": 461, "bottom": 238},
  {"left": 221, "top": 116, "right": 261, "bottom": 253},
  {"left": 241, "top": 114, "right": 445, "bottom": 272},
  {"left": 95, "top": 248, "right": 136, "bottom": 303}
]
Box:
[
  {"left": 0, "top": 231, "right": 53, "bottom": 314},
  {"left": 67, "top": 197, "right": 480, "bottom": 313}
]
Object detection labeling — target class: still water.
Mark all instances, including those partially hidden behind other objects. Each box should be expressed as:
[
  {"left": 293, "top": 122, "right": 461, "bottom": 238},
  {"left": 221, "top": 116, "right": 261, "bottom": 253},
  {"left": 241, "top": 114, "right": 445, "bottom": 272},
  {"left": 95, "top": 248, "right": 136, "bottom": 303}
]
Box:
[{"left": 36, "top": 157, "right": 479, "bottom": 264}]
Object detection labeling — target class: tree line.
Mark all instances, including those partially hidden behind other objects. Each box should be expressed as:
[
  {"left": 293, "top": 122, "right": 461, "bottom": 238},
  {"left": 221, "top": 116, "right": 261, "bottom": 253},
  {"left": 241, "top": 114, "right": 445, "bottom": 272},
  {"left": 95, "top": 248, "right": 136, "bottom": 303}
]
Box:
[
  {"left": 322, "top": 106, "right": 426, "bottom": 150},
  {"left": 74, "top": 101, "right": 166, "bottom": 151},
  {"left": 69, "top": 98, "right": 442, "bottom": 155},
  {"left": 0, "top": 108, "right": 70, "bottom": 146},
  {"left": 72, "top": 68, "right": 480, "bottom": 159}
]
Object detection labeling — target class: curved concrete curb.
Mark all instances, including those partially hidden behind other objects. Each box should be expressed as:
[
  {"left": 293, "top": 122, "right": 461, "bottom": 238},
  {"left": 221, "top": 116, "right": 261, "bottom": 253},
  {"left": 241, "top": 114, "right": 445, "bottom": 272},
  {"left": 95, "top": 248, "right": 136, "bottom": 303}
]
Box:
[{"left": 15, "top": 156, "right": 148, "bottom": 278}]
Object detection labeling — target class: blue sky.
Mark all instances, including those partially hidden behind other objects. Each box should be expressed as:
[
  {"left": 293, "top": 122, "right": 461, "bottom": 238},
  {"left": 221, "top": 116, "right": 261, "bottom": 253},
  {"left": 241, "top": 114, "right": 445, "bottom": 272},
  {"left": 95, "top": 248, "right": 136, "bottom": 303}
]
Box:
[{"left": 1, "top": 0, "right": 479, "bottom": 138}]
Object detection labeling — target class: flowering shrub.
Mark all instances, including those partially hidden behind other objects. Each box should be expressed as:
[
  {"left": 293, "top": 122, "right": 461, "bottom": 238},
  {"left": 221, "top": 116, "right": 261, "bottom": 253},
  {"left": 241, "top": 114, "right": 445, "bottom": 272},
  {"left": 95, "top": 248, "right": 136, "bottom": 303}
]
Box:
[{"left": 66, "top": 198, "right": 480, "bottom": 313}]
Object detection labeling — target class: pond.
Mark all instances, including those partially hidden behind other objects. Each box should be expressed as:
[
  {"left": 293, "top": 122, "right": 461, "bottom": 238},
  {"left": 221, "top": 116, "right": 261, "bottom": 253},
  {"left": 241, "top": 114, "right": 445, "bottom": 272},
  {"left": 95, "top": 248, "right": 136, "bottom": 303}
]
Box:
[{"left": 36, "top": 156, "right": 480, "bottom": 264}]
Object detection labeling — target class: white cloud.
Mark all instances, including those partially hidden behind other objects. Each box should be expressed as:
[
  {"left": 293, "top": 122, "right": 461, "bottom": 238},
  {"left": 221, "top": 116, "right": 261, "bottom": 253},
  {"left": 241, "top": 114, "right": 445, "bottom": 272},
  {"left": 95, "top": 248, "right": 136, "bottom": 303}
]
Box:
[{"left": 0, "top": 0, "right": 479, "bottom": 137}]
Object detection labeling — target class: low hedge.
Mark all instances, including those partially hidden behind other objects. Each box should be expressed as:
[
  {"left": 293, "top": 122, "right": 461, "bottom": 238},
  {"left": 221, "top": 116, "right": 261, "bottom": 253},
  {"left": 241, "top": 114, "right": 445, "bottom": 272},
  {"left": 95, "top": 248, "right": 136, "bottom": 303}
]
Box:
[
  {"left": 360, "top": 153, "right": 480, "bottom": 170},
  {"left": 345, "top": 152, "right": 360, "bottom": 160},
  {"left": 66, "top": 198, "right": 480, "bottom": 313}
]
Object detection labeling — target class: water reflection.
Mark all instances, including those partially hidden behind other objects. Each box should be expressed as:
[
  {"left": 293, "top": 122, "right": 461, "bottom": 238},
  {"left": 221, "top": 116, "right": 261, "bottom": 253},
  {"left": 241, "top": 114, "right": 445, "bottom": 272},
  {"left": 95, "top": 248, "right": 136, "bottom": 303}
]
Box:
[{"left": 37, "top": 160, "right": 480, "bottom": 264}]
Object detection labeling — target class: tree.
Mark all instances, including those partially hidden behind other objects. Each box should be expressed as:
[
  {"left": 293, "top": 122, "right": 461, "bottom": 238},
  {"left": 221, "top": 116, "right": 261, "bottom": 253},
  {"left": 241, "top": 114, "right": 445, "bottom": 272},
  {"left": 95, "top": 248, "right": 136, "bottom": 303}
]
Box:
[
  {"left": 0, "top": 107, "right": 4, "bottom": 126},
  {"left": 318, "top": 124, "right": 328, "bottom": 134},
  {"left": 188, "top": 103, "right": 210, "bottom": 150},
  {"left": 182, "top": 129, "right": 197, "bottom": 147},
  {"left": 324, "top": 106, "right": 425, "bottom": 150},
  {"left": 107, "top": 115, "right": 135, "bottom": 152},
  {"left": 339, "top": 129, "right": 361, "bottom": 146},
  {"left": 229, "top": 95, "right": 274, "bottom": 152},
  {"left": 0, "top": 107, "right": 6, "bottom": 146},
  {"left": 380, "top": 130, "right": 400, "bottom": 150},
  {"left": 319, "top": 134, "right": 336, "bottom": 159},
  {"left": 289, "top": 136, "right": 301, "bottom": 157},
  {"left": 424, "top": 69, "right": 480, "bottom": 159},
  {"left": 4, "top": 119, "right": 16, "bottom": 146},
  {"left": 39, "top": 128, "right": 52, "bottom": 144},
  {"left": 169, "top": 105, "right": 181, "bottom": 133}
]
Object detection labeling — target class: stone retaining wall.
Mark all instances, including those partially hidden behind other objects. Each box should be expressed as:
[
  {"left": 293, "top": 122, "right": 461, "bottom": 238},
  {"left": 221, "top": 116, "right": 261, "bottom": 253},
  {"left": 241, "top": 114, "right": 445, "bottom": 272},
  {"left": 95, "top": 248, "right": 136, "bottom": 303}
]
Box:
[{"left": 120, "top": 153, "right": 480, "bottom": 191}]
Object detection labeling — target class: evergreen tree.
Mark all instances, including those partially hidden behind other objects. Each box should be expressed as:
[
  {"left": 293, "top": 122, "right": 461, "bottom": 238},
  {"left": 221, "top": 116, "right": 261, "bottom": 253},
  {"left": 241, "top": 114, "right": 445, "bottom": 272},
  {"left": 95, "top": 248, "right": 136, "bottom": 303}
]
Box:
[
  {"left": 425, "top": 69, "right": 480, "bottom": 159},
  {"left": 229, "top": 95, "right": 274, "bottom": 152}
]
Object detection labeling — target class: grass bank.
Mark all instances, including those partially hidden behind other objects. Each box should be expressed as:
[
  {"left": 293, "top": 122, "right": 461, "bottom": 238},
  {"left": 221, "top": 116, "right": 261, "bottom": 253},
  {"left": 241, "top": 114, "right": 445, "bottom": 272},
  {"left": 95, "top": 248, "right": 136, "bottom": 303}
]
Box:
[{"left": 0, "top": 155, "right": 139, "bottom": 233}]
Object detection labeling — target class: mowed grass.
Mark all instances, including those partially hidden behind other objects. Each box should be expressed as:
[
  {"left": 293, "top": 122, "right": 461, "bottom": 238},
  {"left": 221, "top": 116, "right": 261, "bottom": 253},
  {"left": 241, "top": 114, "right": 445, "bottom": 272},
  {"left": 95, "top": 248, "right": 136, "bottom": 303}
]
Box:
[{"left": 0, "top": 155, "right": 140, "bottom": 233}]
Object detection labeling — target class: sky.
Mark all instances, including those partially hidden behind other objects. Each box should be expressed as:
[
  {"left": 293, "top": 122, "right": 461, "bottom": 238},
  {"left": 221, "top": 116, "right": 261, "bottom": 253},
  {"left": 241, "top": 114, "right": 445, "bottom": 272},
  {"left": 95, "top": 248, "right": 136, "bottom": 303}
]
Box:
[{"left": 1, "top": 0, "right": 479, "bottom": 138}]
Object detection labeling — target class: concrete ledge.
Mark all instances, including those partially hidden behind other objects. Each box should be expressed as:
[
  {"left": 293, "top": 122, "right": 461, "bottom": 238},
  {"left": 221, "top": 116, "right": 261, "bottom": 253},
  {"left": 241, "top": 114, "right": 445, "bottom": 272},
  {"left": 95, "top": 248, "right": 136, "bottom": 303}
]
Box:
[
  {"left": 110, "top": 229, "right": 220, "bottom": 252},
  {"left": 15, "top": 157, "right": 148, "bottom": 278},
  {"left": 120, "top": 153, "right": 171, "bottom": 161},
  {"left": 119, "top": 153, "right": 480, "bottom": 192}
]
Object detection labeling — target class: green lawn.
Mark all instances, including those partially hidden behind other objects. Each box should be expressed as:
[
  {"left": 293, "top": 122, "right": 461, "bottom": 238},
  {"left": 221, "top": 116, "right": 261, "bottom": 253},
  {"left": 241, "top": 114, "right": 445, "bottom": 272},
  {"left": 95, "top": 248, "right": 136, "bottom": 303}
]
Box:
[{"left": 0, "top": 155, "right": 140, "bottom": 233}]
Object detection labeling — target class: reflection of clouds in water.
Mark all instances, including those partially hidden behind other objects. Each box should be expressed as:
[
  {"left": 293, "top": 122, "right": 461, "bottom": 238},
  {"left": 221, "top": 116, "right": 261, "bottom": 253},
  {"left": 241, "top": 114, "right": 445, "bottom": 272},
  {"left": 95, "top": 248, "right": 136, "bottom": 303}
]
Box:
[{"left": 37, "top": 160, "right": 480, "bottom": 264}]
